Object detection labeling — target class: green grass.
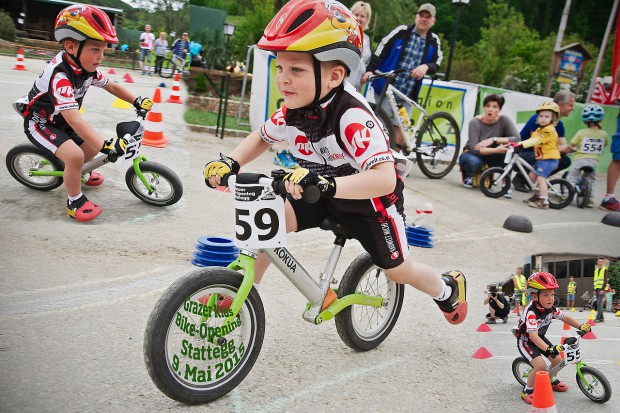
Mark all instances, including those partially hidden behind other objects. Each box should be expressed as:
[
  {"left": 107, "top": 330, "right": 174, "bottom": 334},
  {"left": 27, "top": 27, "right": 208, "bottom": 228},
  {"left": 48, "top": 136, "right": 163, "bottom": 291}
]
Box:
[{"left": 184, "top": 109, "right": 252, "bottom": 132}]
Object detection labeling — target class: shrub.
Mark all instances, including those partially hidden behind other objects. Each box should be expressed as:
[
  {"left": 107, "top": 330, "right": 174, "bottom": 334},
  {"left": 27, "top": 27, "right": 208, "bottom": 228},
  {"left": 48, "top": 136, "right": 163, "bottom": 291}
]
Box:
[{"left": 0, "top": 10, "right": 16, "bottom": 41}]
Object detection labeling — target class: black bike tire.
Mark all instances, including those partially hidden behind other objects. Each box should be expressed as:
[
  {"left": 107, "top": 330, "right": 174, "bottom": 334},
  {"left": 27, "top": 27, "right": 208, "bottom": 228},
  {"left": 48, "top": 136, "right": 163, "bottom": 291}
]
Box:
[
  {"left": 576, "top": 365, "right": 612, "bottom": 403},
  {"left": 369, "top": 103, "right": 396, "bottom": 150},
  {"left": 125, "top": 161, "right": 183, "bottom": 206},
  {"left": 6, "top": 144, "right": 64, "bottom": 191},
  {"left": 335, "top": 252, "right": 404, "bottom": 351},
  {"left": 548, "top": 178, "right": 575, "bottom": 209},
  {"left": 576, "top": 178, "right": 591, "bottom": 209},
  {"left": 511, "top": 357, "right": 532, "bottom": 387},
  {"left": 416, "top": 111, "right": 461, "bottom": 179},
  {"left": 479, "top": 167, "right": 511, "bottom": 198},
  {"left": 159, "top": 58, "right": 176, "bottom": 79},
  {"left": 143, "top": 268, "right": 265, "bottom": 404}
]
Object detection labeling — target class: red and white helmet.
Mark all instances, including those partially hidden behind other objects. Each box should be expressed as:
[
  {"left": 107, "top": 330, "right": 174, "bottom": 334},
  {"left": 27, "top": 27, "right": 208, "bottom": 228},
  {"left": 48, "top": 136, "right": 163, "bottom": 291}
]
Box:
[
  {"left": 54, "top": 4, "right": 118, "bottom": 44},
  {"left": 257, "top": 0, "right": 363, "bottom": 73},
  {"left": 527, "top": 272, "right": 559, "bottom": 292}
]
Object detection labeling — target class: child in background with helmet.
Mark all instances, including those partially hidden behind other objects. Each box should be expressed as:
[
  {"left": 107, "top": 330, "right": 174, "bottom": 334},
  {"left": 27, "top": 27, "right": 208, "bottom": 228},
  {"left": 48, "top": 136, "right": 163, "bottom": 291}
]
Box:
[
  {"left": 514, "top": 272, "right": 591, "bottom": 404},
  {"left": 564, "top": 104, "right": 609, "bottom": 207},
  {"left": 511, "top": 101, "right": 561, "bottom": 209},
  {"left": 204, "top": 0, "right": 468, "bottom": 325},
  {"left": 18, "top": 5, "right": 153, "bottom": 222}
]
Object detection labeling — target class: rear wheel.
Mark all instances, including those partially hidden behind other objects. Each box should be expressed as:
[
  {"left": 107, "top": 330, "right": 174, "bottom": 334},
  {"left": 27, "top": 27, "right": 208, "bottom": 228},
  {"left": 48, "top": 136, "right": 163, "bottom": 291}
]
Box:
[
  {"left": 416, "top": 112, "right": 460, "bottom": 179},
  {"left": 125, "top": 161, "right": 183, "bottom": 206},
  {"left": 512, "top": 357, "right": 532, "bottom": 387},
  {"left": 575, "top": 178, "right": 591, "bottom": 209},
  {"left": 548, "top": 178, "right": 574, "bottom": 209},
  {"left": 576, "top": 366, "right": 612, "bottom": 403},
  {"left": 159, "top": 58, "right": 176, "bottom": 79},
  {"left": 369, "top": 103, "right": 395, "bottom": 149},
  {"left": 335, "top": 253, "right": 404, "bottom": 351},
  {"left": 6, "top": 144, "right": 64, "bottom": 191},
  {"left": 479, "top": 167, "right": 511, "bottom": 198}
]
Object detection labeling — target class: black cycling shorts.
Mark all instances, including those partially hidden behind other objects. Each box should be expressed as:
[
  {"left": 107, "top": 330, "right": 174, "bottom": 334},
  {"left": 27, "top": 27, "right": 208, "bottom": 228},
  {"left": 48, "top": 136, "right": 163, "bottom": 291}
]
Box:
[{"left": 25, "top": 118, "right": 82, "bottom": 156}]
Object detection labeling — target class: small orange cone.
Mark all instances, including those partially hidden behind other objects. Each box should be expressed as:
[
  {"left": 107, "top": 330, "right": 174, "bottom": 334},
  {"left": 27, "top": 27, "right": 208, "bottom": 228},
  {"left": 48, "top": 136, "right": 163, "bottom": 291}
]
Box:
[
  {"left": 13, "top": 48, "right": 27, "bottom": 71},
  {"left": 123, "top": 73, "right": 135, "bottom": 83},
  {"left": 142, "top": 88, "right": 169, "bottom": 148},
  {"left": 108, "top": 68, "right": 116, "bottom": 75},
  {"left": 476, "top": 323, "right": 492, "bottom": 332},
  {"left": 559, "top": 322, "right": 571, "bottom": 358},
  {"left": 471, "top": 347, "right": 492, "bottom": 359},
  {"left": 531, "top": 371, "right": 557, "bottom": 412},
  {"left": 167, "top": 72, "right": 183, "bottom": 103}
]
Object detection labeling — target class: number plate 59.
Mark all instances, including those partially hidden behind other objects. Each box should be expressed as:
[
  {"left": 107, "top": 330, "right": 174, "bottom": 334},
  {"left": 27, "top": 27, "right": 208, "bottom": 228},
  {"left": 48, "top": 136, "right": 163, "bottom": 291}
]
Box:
[{"left": 233, "top": 183, "right": 286, "bottom": 249}]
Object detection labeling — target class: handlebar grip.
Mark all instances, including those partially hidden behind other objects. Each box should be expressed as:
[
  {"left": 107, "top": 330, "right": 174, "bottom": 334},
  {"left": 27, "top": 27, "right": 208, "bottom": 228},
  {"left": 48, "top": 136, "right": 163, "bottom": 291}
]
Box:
[
  {"left": 272, "top": 180, "right": 320, "bottom": 204},
  {"left": 220, "top": 173, "right": 231, "bottom": 187},
  {"left": 577, "top": 329, "right": 587, "bottom": 337}
]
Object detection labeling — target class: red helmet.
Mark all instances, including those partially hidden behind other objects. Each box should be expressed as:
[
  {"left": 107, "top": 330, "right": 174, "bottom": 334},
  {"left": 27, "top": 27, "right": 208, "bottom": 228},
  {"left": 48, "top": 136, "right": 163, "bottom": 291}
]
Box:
[
  {"left": 257, "top": 0, "right": 363, "bottom": 73},
  {"left": 54, "top": 4, "right": 118, "bottom": 44},
  {"left": 527, "top": 272, "right": 559, "bottom": 292}
]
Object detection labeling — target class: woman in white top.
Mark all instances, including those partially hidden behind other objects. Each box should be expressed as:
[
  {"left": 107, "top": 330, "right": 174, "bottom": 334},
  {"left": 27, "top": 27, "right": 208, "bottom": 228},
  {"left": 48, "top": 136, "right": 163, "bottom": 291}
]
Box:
[{"left": 347, "top": 1, "right": 372, "bottom": 91}]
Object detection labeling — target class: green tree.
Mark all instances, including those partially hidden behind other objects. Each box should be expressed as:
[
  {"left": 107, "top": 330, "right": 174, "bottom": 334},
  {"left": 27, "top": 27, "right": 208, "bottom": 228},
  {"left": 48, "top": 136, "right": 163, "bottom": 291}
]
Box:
[
  {"left": 609, "top": 260, "right": 620, "bottom": 303},
  {"left": 0, "top": 10, "right": 16, "bottom": 41},
  {"left": 229, "top": 0, "right": 276, "bottom": 65}
]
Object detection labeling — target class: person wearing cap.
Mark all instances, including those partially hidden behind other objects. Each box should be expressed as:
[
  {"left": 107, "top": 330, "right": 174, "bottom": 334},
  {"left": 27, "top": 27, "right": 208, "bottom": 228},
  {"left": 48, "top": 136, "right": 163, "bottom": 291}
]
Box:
[{"left": 361, "top": 3, "right": 442, "bottom": 150}]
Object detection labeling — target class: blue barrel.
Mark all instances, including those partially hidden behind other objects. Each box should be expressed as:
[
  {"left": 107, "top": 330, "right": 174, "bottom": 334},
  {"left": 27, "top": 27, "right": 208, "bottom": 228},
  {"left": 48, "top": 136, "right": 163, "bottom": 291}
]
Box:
[
  {"left": 191, "top": 236, "right": 239, "bottom": 267},
  {"left": 406, "top": 225, "right": 434, "bottom": 248}
]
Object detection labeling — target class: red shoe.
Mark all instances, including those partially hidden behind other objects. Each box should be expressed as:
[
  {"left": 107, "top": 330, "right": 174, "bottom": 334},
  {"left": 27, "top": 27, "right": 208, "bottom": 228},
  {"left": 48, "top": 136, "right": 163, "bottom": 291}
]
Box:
[
  {"left": 66, "top": 195, "right": 102, "bottom": 222},
  {"left": 434, "top": 270, "right": 468, "bottom": 324},
  {"left": 197, "top": 294, "right": 232, "bottom": 311},
  {"left": 552, "top": 379, "right": 568, "bottom": 392},
  {"left": 521, "top": 389, "right": 534, "bottom": 404},
  {"left": 84, "top": 171, "right": 104, "bottom": 186}
]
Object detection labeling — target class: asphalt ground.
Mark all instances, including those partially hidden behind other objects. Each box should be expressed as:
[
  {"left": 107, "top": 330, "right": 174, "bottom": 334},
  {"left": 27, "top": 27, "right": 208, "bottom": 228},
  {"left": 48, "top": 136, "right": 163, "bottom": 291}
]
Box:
[{"left": 0, "top": 54, "right": 619, "bottom": 412}]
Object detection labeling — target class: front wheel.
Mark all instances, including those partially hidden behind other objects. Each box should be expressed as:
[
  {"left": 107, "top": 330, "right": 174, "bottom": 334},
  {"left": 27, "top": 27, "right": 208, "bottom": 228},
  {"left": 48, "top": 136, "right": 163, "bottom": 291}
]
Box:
[
  {"left": 512, "top": 357, "right": 532, "bottom": 387},
  {"left": 576, "top": 365, "right": 612, "bottom": 403},
  {"left": 548, "top": 178, "right": 574, "bottom": 209},
  {"left": 479, "top": 167, "right": 511, "bottom": 198},
  {"left": 144, "top": 268, "right": 265, "bottom": 404},
  {"left": 335, "top": 253, "right": 404, "bottom": 351},
  {"left": 416, "top": 112, "right": 460, "bottom": 179},
  {"left": 159, "top": 58, "right": 176, "bottom": 79},
  {"left": 6, "top": 144, "right": 64, "bottom": 191},
  {"left": 125, "top": 161, "right": 183, "bottom": 206},
  {"left": 575, "top": 178, "right": 591, "bottom": 209}
]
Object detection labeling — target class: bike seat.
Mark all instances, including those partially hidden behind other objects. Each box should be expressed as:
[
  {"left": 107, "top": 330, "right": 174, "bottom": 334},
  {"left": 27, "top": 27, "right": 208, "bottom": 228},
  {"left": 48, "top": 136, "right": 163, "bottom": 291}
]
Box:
[
  {"left": 116, "top": 121, "right": 141, "bottom": 138},
  {"left": 319, "top": 215, "right": 349, "bottom": 237},
  {"left": 579, "top": 166, "right": 594, "bottom": 173}
]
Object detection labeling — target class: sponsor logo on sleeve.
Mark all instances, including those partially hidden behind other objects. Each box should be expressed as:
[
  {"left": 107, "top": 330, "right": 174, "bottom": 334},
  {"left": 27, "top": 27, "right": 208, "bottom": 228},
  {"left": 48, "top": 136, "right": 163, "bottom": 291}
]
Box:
[
  {"left": 270, "top": 109, "right": 286, "bottom": 126},
  {"left": 344, "top": 123, "right": 370, "bottom": 157},
  {"left": 55, "top": 78, "right": 74, "bottom": 99}
]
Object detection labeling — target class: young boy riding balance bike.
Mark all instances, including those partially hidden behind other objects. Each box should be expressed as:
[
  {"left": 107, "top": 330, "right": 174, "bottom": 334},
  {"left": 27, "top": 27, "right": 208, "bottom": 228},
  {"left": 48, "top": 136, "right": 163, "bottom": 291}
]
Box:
[
  {"left": 18, "top": 5, "right": 153, "bottom": 222},
  {"left": 204, "top": 0, "right": 467, "bottom": 324}
]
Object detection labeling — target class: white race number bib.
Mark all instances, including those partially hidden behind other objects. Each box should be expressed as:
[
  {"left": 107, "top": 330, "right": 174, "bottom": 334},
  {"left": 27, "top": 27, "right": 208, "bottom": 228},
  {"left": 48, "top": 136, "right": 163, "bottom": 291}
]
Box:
[
  {"left": 233, "top": 182, "right": 286, "bottom": 249},
  {"left": 579, "top": 137, "right": 604, "bottom": 155}
]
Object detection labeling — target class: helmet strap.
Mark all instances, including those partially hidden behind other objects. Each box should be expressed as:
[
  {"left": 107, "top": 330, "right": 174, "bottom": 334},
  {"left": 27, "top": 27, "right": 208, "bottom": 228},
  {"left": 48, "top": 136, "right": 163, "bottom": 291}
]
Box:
[
  {"left": 64, "top": 40, "right": 94, "bottom": 75},
  {"left": 312, "top": 57, "right": 322, "bottom": 105}
]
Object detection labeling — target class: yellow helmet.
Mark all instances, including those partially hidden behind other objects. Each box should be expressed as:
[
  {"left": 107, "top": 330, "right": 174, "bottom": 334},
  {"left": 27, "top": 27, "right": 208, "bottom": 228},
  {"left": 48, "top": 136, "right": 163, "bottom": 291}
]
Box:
[{"left": 536, "top": 101, "right": 560, "bottom": 116}]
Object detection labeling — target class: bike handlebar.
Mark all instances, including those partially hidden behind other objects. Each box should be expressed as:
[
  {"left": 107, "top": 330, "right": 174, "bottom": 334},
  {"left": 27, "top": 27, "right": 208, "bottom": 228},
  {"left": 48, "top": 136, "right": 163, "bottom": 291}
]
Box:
[
  {"left": 222, "top": 170, "right": 321, "bottom": 204},
  {"left": 368, "top": 68, "right": 445, "bottom": 82}
]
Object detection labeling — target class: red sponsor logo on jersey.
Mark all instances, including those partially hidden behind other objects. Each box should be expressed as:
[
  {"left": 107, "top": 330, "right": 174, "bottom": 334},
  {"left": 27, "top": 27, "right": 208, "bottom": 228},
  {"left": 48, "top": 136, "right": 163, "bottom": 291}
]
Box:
[
  {"left": 391, "top": 251, "right": 399, "bottom": 260},
  {"left": 527, "top": 314, "right": 537, "bottom": 328},
  {"left": 270, "top": 110, "right": 286, "bottom": 126},
  {"left": 295, "top": 135, "right": 312, "bottom": 156},
  {"left": 56, "top": 78, "right": 74, "bottom": 99},
  {"left": 344, "top": 123, "right": 370, "bottom": 157}
]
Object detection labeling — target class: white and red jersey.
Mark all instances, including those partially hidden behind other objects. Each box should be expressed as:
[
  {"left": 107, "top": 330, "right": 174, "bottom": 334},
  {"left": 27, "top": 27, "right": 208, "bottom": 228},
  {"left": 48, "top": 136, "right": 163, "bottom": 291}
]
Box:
[
  {"left": 23, "top": 51, "right": 108, "bottom": 128},
  {"left": 140, "top": 32, "right": 155, "bottom": 50},
  {"left": 516, "top": 300, "right": 565, "bottom": 340},
  {"left": 260, "top": 81, "right": 394, "bottom": 178}
]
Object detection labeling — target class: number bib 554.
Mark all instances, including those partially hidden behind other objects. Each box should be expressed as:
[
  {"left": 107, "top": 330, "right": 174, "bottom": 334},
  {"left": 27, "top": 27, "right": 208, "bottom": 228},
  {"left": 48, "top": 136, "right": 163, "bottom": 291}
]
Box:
[{"left": 233, "top": 183, "right": 286, "bottom": 249}]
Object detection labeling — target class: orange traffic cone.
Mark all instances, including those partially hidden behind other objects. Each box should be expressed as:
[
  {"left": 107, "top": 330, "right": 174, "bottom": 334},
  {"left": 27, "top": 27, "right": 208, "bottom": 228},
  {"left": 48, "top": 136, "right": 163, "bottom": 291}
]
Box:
[
  {"left": 560, "top": 322, "right": 571, "bottom": 359},
  {"left": 142, "top": 88, "right": 169, "bottom": 148},
  {"left": 13, "top": 48, "right": 27, "bottom": 71},
  {"left": 531, "top": 371, "right": 557, "bottom": 412},
  {"left": 167, "top": 72, "right": 183, "bottom": 104}
]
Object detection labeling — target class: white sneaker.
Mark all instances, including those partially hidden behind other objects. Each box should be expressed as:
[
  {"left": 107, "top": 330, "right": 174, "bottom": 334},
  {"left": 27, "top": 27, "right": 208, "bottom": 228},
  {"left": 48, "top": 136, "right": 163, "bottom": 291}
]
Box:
[
  {"left": 503, "top": 189, "right": 513, "bottom": 199},
  {"left": 463, "top": 177, "right": 473, "bottom": 188}
]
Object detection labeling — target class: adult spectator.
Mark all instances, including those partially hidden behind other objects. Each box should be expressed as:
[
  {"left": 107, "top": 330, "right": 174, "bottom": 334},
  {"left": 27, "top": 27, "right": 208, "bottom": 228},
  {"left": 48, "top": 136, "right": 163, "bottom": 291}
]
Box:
[
  {"left": 172, "top": 32, "right": 190, "bottom": 73},
  {"left": 459, "top": 94, "right": 520, "bottom": 190},
  {"left": 593, "top": 257, "right": 608, "bottom": 323},
  {"left": 484, "top": 283, "right": 510, "bottom": 323},
  {"left": 347, "top": 1, "right": 372, "bottom": 91},
  {"left": 600, "top": 66, "right": 620, "bottom": 211},
  {"left": 512, "top": 266, "right": 527, "bottom": 316},
  {"left": 513, "top": 90, "right": 575, "bottom": 191},
  {"left": 361, "top": 3, "right": 442, "bottom": 149},
  {"left": 567, "top": 275, "right": 577, "bottom": 310},
  {"left": 139, "top": 24, "right": 155, "bottom": 76},
  {"left": 153, "top": 32, "right": 168, "bottom": 76}
]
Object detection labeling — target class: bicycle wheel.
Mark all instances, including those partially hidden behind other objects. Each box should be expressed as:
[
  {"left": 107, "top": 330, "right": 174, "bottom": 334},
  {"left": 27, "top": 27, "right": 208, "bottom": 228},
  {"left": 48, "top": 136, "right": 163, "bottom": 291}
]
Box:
[
  {"left": 576, "top": 366, "right": 612, "bottom": 403},
  {"left": 547, "top": 178, "right": 574, "bottom": 209},
  {"left": 479, "top": 167, "right": 511, "bottom": 198},
  {"left": 159, "top": 58, "right": 176, "bottom": 79},
  {"left": 416, "top": 112, "right": 460, "bottom": 179},
  {"left": 6, "top": 144, "right": 64, "bottom": 191},
  {"left": 335, "top": 252, "right": 404, "bottom": 351},
  {"left": 511, "top": 357, "right": 532, "bottom": 387},
  {"left": 575, "top": 178, "right": 591, "bottom": 209},
  {"left": 125, "top": 161, "right": 183, "bottom": 206},
  {"left": 369, "top": 103, "right": 396, "bottom": 149},
  {"left": 144, "top": 268, "right": 265, "bottom": 404}
]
